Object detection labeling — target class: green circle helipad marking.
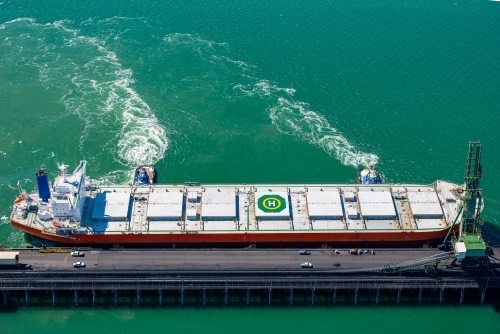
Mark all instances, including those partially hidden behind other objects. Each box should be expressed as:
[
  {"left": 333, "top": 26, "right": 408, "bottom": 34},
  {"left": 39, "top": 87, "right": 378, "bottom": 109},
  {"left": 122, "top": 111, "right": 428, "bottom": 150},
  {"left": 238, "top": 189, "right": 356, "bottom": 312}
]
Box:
[{"left": 258, "top": 195, "right": 287, "bottom": 213}]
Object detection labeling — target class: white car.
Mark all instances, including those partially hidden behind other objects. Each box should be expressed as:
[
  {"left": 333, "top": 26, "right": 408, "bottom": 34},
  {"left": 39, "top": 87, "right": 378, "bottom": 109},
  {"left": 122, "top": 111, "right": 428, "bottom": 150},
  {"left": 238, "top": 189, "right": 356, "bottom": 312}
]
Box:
[
  {"left": 71, "top": 251, "right": 83, "bottom": 257},
  {"left": 73, "top": 262, "right": 85, "bottom": 268},
  {"left": 300, "top": 262, "right": 313, "bottom": 268}
]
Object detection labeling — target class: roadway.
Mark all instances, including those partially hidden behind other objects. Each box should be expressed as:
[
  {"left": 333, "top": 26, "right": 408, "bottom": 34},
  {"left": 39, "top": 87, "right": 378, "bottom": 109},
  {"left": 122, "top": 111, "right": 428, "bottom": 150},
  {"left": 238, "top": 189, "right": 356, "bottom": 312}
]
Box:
[{"left": 15, "top": 248, "right": 449, "bottom": 271}]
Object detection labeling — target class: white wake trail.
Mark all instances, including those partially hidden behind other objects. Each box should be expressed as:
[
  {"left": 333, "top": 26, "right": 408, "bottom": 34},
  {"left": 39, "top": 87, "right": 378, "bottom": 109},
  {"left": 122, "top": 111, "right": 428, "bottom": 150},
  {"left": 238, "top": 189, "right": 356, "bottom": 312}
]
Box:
[
  {"left": 1, "top": 18, "right": 169, "bottom": 168},
  {"left": 162, "top": 32, "right": 379, "bottom": 167},
  {"left": 235, "top": 80, "right": 379, "bottom": 167},
  {"left": 64, "top": 33, "right": 169, "bottom": 167}
]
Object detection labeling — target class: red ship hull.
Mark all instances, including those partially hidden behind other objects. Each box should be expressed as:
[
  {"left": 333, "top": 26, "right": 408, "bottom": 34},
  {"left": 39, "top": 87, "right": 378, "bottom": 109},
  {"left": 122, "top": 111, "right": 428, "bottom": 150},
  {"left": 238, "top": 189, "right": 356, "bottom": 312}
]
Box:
[{"left": 12, "top": 220, "right": 456, "bottom": 248}]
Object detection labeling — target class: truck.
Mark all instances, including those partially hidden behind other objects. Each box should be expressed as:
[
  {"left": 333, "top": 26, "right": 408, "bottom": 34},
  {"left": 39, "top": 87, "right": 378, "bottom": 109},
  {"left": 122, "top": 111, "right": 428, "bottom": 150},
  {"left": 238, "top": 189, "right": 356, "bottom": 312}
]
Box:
[{"left": 0, "top": 251, "right": 20, "bottom": 267}]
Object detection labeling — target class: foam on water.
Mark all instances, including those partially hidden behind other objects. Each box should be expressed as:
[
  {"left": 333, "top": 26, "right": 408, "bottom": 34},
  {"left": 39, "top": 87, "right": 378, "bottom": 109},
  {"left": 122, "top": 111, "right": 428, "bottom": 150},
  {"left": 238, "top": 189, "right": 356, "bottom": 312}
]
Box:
[
  {"left": 89, "top": 169, "right": 134, "bottom": 186},
  {"left": 212, "top": 55, "right": 256, "bottom": 72},
  {"left": 234, "top": 81, "right": 378, "bottom": 167},
  {"left": 0, "top": 18, "right": 169, "bottom": 168},
  {"left": 163, "top": 33, "right": 227, "bottom": 49},
  {"left": 63, "top": 32, "right": 168, "bottom": 167},
  {"left": 6, "top": 230, "right": 25, "bottom": 246},
  {"left": 162, "top": 33, "right": 378, "bottom": 167},
  {"left": 1, "top": 19, "right": 377, "bottom": 174},
  {"left": 0, "top": 216, "right": 9, "bottom": 226}
]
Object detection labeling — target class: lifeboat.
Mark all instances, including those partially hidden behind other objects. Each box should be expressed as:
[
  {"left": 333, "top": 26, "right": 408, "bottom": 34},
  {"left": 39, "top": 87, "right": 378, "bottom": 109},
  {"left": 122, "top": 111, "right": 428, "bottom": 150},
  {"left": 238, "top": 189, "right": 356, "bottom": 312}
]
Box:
[
  {"left": 14, "top": 195, "right": 24, "bottom": 204},
  {"left": 52, "top": 222, "right": 61, "bottom": 228}
]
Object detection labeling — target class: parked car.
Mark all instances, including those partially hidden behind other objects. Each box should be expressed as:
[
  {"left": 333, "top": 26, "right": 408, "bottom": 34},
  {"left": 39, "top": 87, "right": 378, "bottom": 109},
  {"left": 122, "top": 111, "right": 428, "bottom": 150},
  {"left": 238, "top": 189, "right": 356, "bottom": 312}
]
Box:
[
  {"left": 300, "top": 262, "right": 313, "bottom": 268},
  {"left": 72, "top": 262, "right": 85, "bottom": 268},
  {"left": 299, "top": 250, "right": 311, "bottom": 255},
  {"left": 350, "top": 249, "right": 364, "bottom": 255},
  {"left": 71, "top": 251, "right": 84, "bottom": 257}
]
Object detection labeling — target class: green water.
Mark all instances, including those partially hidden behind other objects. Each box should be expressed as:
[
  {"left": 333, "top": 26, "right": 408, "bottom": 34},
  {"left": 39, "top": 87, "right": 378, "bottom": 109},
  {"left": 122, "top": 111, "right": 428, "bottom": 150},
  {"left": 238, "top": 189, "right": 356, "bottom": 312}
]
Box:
[
  {"left": 1, "top": 0, "right": 500, "bottom": 330},
  {"left": 2, "top": 306, "right": 500, "bottom": 334}
]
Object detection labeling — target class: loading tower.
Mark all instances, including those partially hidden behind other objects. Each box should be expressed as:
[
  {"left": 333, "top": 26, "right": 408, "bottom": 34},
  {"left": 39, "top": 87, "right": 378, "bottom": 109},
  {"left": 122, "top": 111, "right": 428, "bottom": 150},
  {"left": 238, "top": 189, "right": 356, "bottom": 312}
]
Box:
[{"left": 455, "top": 141, "right": 487, "bottom": 266}]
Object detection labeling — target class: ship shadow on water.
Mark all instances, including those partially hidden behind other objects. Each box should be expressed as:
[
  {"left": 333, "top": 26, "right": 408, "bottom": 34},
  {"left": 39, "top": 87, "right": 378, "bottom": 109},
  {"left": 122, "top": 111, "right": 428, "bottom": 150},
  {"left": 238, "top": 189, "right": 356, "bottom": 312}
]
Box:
[
  {"left": 481, "top": 221, "right": 500, "bottom": 247},
  {"left": 24, "top": 234, "right": 56, "bottom": 248}
]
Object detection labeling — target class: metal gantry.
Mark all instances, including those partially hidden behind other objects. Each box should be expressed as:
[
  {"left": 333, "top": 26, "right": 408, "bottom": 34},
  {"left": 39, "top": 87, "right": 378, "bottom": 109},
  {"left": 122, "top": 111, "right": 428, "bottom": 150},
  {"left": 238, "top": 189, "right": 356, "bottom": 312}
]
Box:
[
  {"left": 462, "top": 141, "right": 484, "bottom": 237},
  {"left": 454, "top": 142, "right": 488, "bottom": 267}
]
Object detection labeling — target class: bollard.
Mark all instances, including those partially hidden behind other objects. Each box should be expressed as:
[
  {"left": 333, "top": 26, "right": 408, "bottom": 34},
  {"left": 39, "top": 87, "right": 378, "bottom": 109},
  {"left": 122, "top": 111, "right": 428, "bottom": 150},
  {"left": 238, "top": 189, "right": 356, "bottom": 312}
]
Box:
[
  {"left": 311, "top": 289, "right": 315, "bottom": 305},
  {"left": 354, "top": 287, "right": 359, "bottom": 305},
  {"left": 25, "top": 290, "right": 29, "bottom": 306},
  {"left": 247, "top": 289, "right": 250, "bottom": 306},
  {"left": 268, "top": 289, "right": 272, "bottom": 305},
  {"left": 460, "top": 288, "right": 465, "bottom": 304},
  {"left": 376, "top": 288, "right": 380, "bottom": 304},
  {"left": 203, "top": 289, "right": 207, "bottom": 306},
  {"left": 418, "top": 288, "right": 423, "bottom": 304},
  {"left": 52, "top": 290, "right": 56, "bottom": 306},
  {"left": 397, "top": 288, "right": 401, "bottom": 304},
  {"left": 137, "top": 289, "right": 141, "bottom": 306},
  {"left": 75, "top": 290, "right": 79, "bottom": 306},
  {"left": 159, "top": 289, "right": 163, "bottom": 306},
  {"left": 115, "top": 290, "right": 119, "bottom": 306},
  {"left": 333, "top": 288, "right": 337, "bottom": 305},
  {"left": 92, "top": 290, "right": 97, "bottom": 306},
  {"left": 439, "top": 287, "right": 444, "bottom": 304}
]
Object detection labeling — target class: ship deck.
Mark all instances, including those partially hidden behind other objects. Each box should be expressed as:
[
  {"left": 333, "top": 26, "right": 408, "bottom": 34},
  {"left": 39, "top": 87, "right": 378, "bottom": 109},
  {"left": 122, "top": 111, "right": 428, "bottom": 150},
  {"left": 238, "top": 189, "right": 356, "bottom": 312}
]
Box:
[{"left": 11, "top": 181, "right": 463, "bottom": 239}]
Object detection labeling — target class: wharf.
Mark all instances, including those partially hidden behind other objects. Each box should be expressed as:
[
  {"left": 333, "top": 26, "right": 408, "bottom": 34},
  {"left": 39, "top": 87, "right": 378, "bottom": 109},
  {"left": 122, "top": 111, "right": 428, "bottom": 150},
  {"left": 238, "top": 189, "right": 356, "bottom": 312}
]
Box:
[
  {"left": 1, "top": 248, "right": 500, "bottom": 306},
  {"left": 13, "top": 248, "right": 450, "bottom": 271}
]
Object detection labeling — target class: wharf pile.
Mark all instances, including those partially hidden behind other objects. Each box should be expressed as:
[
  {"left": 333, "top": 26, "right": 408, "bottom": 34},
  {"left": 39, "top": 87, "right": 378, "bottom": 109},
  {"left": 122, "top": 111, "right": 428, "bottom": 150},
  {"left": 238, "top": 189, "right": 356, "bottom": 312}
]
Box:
[{"left": 1, "top": 247, "right": 499, "bottom": 306}]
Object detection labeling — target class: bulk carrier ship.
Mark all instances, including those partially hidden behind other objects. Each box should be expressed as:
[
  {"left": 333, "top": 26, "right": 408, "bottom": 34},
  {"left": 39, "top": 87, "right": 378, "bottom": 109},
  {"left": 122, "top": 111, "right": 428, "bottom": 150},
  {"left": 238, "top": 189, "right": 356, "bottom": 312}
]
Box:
[{"left": 9, "top": 144, "right": 484, "bottom": 248}]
